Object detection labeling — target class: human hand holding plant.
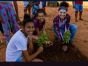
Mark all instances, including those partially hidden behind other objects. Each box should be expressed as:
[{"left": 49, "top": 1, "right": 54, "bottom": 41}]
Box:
[
  {"left": 36, "top": 32, "right": 53, "bottom": 47},
  {"left": 63, "top": 30, "right": 71, "bottom": 44}
]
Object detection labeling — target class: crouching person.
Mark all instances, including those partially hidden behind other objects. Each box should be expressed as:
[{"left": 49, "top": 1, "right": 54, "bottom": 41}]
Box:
[
  {"left": 53, "top": 6, "right": 77, "bottom": 52},
  {"left": 6, "top": 18, "right": 43, "bottom": 62}
]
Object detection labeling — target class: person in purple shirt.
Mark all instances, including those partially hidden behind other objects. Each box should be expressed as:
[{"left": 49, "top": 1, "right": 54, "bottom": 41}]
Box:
[
  {"left": 33, "top": 9, "right": 46, "bottom": 36},
  {"left": 53, "top": 5, "right": 77, "bottom": 52}
]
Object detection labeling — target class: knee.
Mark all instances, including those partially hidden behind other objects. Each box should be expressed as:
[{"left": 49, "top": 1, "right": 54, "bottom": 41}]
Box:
[
  {"left": 70, "top": 24, "right": 77, "bottom": 32},
  {"left": 73, "top": 25, "right": 77, "bottom": 31}
]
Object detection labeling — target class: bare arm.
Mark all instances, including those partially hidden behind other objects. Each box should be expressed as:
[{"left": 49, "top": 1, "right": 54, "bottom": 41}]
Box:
[
  {"left": 36, "top": 28, "right": 40, "bottom": 36},
  {"left": 22, "top": 46, "right": 43, "bottom": 62},
  {"left": 22, "top": 35, "right": 43, "bottom": 62},
  {"left": 43, "top": 25, "right": 46, "bottom": 34}
]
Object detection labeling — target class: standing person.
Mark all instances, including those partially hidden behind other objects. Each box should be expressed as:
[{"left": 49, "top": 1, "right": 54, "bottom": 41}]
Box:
[
  {"left": 23, "top": 1, "right": 40, "bottom": 19},
  {"left": 0, "top": 1, "right": 19, "bottom": 44},
  {"left": 39, "top": 0, "right": 47, "bottom": 15},
  {"left": 23, "top": 1, "right": 29, "bottom": 14},
  {"left": 6, "top": 18, "right": 43, "bottom": 62},
  {"left": 23, "top": 1, "right": 34, "bottom": 19},
  {"left": 73, "top": 0, "right": 83, "bottom": 22},
  {"left": 53, "top": 5, "right": 77, "bottom": 52},
  {"left": 32, "top": 0, "right": 40, "bottom": 18}
]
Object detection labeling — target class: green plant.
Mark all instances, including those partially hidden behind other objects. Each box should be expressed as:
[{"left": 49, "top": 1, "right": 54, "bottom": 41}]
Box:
[
  {"left": 63, "top": 31, "right": 71, "bottom": 44},
  {"left": 36, "top": 33, "right": 49, "bottom": 47}
]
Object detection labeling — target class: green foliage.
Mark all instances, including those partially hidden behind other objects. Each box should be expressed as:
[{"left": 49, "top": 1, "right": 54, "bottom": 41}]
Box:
[
  {"left": 63, "top": 31, "right": 71, "bottom": 44},
  {"left": 36, "top": 33, "right": 49, "bottom": 47}
]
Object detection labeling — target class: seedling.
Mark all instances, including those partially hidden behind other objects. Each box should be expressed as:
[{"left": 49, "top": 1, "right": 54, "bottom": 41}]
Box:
[
  {"left": 63, "top": 30, "right": 71, "bottom": 44},
  {"left": 36, "top": 33, "right": 49, "bottom": 47}
]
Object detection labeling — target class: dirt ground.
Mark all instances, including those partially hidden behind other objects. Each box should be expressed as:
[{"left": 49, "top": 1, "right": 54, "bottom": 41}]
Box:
[{"left": 0, "top": 4, "right": 88, "bottom": 62}]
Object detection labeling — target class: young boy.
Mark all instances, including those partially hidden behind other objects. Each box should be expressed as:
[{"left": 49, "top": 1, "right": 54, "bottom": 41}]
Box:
[
  {"left": 6, "top": 18, "right": 43, "bottom": 62},
  {"left": 33, "top": 9, "right": 46, "bottom": 36},
  {"left": 73, "top": 0, "right": 83, "bottom": 22}
]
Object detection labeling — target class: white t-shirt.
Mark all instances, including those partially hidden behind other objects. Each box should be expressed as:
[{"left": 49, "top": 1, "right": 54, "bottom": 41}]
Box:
[{"left": 6, "top": 30, "right": 28, "bottom": 62}]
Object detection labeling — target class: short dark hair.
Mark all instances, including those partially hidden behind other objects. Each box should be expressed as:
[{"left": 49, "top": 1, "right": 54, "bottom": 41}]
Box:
[
  {"left": 22, "top": 18, "right": 34, "bottom": 27},
  {"left": 58, "top": 6, "right": 68, "bottom": 12},
  {"left": 59, "top": 1, "right": 69, "bottom": 8},
  {"left": 23, "top": 13, "right": 34, "bottom": 27},
  {"left": 24, "top": 13, "right": 30, "bottom": 20},
  {"left": 59, "top": 1, "right": 69, "bottom": 12},
  {"left": 34, "top": 9, "right": 45, "bottom": 18}
]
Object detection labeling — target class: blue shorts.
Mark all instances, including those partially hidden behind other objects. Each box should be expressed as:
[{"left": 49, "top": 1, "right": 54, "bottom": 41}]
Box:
[
  {"left": 74, "top": 4, "right": 83, "bottom": 12},
  {"left": 16, "top": 57, "right": 23, "bottom": 62}
]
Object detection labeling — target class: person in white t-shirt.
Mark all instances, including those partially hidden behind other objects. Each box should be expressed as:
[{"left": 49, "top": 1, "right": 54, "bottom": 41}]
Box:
[{"left": 6, "top": 18, "right": 43, "bottom": 62}]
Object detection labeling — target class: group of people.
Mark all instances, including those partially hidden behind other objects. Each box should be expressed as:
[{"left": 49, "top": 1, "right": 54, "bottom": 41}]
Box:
[{"left": 0, "top": 0, "right": 84, "bottom": 62}]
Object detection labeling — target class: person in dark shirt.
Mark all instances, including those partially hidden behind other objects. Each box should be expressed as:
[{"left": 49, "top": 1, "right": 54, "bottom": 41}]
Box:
[{"left": 33, "top": 9, "right": 46, "bottom": 36}]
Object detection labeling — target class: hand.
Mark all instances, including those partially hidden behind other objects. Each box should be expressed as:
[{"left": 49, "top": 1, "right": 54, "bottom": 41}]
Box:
[
  {"left": 62, "top": 45, "right": 68, "bottom": 52},
  {"left": 32, "top": 36, "right": 39, "bottom": 40},
  {"left": 45, "top": 41, "right": 53, "bottom": 47},
  {"left": 67, "top": 30, "right": 70, "bottom": 32},
  {"left": 28, "top": 35, "right": 33, "bottom": 42},
  {"left": 32, "top": 36, "right": 39, "bottom": 43},
  {"left": 37, "top": 46, "right": 43, "bottom": 54}
]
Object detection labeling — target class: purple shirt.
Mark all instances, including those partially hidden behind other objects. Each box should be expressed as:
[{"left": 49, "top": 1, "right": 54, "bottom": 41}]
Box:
[
  {"left": 53, "top": 14, "right": 70, "bottom": 40},
  {"left": 34, "top": 18, "right": 45, "bottom": 31}
]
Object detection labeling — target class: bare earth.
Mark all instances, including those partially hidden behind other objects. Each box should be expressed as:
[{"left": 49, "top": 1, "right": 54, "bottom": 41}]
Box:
[{"left": 0, "top": 3, "right": 88, "bottom": 62}]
